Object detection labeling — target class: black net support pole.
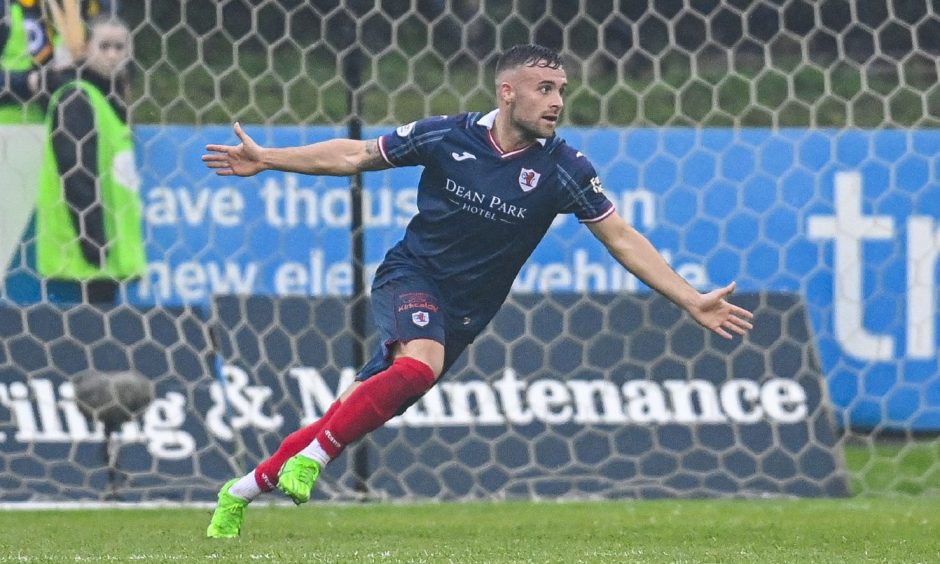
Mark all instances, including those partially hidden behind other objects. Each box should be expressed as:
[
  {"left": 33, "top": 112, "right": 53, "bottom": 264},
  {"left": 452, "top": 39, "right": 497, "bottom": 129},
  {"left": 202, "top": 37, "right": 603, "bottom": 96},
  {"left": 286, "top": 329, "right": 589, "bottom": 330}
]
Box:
[{"left": 344, "top": 40, "right": 370, "bottom": 497}]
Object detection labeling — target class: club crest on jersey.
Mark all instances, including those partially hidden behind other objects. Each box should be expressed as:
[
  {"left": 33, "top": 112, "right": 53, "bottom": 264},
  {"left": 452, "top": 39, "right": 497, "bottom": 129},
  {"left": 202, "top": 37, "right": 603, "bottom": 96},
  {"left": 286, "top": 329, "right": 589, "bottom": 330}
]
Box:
[
  {"left": 412, "top": 311, "right": 430, "bottom": 327},
  {"left": 518, "top": 168, "right": 541, "bottom": 192}
]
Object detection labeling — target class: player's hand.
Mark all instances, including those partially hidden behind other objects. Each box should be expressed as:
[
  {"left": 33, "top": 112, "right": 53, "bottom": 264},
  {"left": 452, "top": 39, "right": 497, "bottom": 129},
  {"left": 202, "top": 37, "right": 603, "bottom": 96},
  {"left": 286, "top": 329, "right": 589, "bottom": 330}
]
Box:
[
  {"left": 202, "top": 122, "right": 265, "bottom": 177},
  {"left": 688, "top": 281, "right": 754, "bottom": 339}
]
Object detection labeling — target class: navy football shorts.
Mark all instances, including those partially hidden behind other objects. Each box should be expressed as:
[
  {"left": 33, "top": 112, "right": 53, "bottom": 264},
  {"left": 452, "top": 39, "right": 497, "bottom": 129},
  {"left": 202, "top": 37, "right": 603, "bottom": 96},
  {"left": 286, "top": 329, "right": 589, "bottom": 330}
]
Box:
[{"left": 358, "top": 271, "right": 474, "bottom": 382}]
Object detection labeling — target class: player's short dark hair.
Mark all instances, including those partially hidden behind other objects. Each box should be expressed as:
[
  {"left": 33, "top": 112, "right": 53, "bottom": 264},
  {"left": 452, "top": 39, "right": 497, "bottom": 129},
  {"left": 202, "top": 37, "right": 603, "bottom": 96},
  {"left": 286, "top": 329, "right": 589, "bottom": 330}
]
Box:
[{"left": 495, "top": 44, "right": 563, "bottom": 75}]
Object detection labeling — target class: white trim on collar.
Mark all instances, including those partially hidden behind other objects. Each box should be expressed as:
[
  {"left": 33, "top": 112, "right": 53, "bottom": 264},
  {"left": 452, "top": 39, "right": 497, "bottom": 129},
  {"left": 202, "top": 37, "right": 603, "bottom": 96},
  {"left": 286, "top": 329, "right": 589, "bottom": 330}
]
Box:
[{"left": 476, "top": 109, "right": 547, "bottom": 146}]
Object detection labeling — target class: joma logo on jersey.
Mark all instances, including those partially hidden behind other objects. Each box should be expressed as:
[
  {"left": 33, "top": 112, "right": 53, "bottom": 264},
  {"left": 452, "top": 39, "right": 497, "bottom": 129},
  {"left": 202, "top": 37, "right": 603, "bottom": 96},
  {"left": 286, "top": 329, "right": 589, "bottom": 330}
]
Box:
[{"left": 519, "top": 168, "right": 541, "bottom": 192}]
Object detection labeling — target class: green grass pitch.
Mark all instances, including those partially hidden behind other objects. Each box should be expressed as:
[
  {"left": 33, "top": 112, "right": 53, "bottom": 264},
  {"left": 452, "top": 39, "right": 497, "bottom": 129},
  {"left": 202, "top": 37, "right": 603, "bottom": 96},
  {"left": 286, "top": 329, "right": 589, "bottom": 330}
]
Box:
[
  {"left": 0, "top": 443, "right": 937, "bottom": 561},
  {"left": 1, "top": 498, "right": 939, "bottom": 562}
]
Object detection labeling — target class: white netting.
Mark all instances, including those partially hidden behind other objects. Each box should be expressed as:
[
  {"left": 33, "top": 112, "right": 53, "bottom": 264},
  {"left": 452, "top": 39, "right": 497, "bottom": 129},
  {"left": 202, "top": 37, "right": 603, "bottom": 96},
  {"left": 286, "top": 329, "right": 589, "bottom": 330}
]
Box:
[{"left": 1, "top": 0, "right": 938, "bottom": 502}]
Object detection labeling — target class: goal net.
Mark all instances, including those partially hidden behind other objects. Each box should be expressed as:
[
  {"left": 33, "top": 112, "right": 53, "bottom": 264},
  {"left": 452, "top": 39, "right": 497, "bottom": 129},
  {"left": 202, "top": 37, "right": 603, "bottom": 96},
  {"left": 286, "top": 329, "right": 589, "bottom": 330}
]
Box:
[{"left": 0, "top": 0, "right": 937, "bottom": 502}]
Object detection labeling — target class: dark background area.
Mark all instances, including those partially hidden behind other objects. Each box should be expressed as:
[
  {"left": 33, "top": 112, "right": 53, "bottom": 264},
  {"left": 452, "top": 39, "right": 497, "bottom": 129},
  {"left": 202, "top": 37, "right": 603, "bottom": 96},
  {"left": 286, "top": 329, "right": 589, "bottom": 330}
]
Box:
[{"left": 118, "top": 0, "right": 940, "bottom": 127}]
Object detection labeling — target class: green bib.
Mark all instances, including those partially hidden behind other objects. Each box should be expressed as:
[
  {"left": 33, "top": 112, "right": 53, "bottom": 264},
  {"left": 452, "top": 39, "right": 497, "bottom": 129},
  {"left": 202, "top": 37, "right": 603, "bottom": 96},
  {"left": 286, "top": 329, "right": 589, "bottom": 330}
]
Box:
[
  {"left": 36, "top": 80, "right": 146, "bottom": 281},
  {"left": 0, "top": 3, "right": 43, "bottom": 123}
]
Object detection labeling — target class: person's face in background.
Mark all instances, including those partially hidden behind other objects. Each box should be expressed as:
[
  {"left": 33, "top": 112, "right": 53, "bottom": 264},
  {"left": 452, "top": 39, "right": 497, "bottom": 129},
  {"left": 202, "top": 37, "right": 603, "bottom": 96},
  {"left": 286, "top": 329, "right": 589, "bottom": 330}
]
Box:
[{"left": 84, "top": 23, "right": 130, "bottom": 79}]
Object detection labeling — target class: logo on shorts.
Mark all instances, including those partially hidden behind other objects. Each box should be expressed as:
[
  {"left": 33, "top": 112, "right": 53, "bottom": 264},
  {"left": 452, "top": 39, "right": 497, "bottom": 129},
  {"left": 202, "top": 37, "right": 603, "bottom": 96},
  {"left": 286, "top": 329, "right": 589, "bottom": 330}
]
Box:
[
  {"left": 519, "top": 168, "right": 541, "bottom": 192},
  {"left": 412, "top": 311, "right": 430, "bottom": 327}
]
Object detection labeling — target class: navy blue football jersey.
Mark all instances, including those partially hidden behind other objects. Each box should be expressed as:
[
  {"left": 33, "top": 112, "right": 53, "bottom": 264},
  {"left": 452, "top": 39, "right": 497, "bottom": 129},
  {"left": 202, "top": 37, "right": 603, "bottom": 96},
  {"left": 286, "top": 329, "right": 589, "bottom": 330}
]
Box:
[{"left": 374, "top": 110, "right": 615, "bottom": 333}]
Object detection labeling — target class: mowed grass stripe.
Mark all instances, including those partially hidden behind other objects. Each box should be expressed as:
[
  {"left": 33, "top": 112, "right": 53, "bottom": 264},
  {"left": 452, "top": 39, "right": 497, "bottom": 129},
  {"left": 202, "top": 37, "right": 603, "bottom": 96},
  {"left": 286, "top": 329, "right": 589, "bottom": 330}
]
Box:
[{"left": 1, "top": 499, "right": 938, "bottom": 562}]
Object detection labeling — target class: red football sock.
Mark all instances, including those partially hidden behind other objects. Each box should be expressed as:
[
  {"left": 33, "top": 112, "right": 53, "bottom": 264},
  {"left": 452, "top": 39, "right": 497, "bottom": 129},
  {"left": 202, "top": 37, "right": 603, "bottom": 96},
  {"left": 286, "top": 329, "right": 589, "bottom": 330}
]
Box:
[
  {"left": 315, "top": 356, "right": 436, "bottom": 459},
  {"left": 253, "top": 399, "right": 342, "bottom": 491}
]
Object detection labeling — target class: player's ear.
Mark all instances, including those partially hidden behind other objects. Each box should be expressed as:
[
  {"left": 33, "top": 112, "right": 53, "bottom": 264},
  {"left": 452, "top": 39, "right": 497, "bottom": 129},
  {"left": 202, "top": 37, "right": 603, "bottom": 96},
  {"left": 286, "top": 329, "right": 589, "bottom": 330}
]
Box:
[{"left": 498, "top": 81, "right": 514, "bottom": 104}]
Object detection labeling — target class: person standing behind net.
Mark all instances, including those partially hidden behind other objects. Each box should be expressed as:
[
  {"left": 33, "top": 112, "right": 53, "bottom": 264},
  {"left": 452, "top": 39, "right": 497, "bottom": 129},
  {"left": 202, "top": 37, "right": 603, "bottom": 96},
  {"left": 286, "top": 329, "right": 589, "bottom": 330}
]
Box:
[
  {"left": 1, "top": 0, "right": 59, "bottom": 123},
  {"left": 0, "top": 0, "right": 111, "bottom": 124},
  {"left": 202, "top": 44, "right": 754, "bottom": 538},
  {"left": 35, "top": 15, "right": 145, "bottom": 303}
]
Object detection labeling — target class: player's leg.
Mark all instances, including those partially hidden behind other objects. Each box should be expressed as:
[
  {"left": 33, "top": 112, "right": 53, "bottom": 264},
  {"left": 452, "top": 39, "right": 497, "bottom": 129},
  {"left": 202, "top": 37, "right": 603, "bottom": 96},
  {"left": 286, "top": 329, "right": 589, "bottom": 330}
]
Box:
[
  {"left": 253, "top": 399, "right": 343, "bottom": 491},
  {"left": 206, "top": 382, "right": 346, "bottom": 537},
  {"left": 208, "top": 276, "right": 444, "bottom": 534},
  {"left": 311, "top": 339, "right": 442, "bottom": 457},
  {"left": 277, "top": 341, "right": 443, "bottom": 504},
  {"left": 277, "top": 278, "right": 446, "bottom": 504}
]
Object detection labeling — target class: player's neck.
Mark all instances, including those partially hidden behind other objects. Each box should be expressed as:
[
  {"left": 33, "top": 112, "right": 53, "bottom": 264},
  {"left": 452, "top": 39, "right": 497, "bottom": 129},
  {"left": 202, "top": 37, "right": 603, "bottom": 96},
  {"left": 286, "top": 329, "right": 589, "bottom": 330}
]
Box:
[{"left": 492, "top": 114, "right": 536, "bottom": 154}]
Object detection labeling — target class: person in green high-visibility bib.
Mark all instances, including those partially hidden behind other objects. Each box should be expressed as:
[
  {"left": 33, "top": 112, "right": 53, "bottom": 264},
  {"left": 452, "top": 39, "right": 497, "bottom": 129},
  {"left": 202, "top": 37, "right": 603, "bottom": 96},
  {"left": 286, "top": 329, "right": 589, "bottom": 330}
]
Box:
[
  {"left": 0, "top": 0, "right": 53, "bottom": 123},
  {"left": 0, "top": 0, "right": 111, "bottom": 124},
  {"left": 35, "top": 15, "right": 145, "bottom": 303}
]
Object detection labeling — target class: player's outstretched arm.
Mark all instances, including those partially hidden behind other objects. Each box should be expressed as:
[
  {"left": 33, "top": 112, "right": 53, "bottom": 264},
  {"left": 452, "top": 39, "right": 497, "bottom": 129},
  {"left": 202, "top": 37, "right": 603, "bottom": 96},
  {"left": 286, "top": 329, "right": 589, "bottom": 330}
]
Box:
[
  {"left": 587, "top": 211, "right": 754, "bottom": 339},
  {"left": 202, "top": 122, "right": 391, "bottom": 177}
]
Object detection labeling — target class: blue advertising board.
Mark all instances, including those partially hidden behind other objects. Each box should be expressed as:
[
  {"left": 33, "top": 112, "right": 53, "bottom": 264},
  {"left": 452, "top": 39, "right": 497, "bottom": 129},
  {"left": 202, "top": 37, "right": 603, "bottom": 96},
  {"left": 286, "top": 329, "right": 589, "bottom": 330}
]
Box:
[{"left": 4, "top": 125, "right": 939, "bottom": 431}]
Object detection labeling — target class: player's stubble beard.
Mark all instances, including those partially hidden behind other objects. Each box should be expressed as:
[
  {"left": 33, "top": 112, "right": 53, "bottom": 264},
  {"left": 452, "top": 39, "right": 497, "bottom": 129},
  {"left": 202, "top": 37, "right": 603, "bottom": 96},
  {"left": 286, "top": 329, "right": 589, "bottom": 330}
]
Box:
[{"left": 506, "top": 104, "right": 556, "bottom": 144}]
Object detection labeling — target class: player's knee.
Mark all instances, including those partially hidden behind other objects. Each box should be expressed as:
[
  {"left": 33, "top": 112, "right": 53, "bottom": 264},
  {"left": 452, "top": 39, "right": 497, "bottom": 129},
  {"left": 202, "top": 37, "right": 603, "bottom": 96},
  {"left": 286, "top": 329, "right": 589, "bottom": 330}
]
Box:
[
  {"left": 396, "top": 339, "right": 445, "bottom": 378},
  {"left": 338, "top": 380, "right": 362, "bottom": 401},
  {"left": 407, "top": 355, "right": 443, "bottom": 379}
]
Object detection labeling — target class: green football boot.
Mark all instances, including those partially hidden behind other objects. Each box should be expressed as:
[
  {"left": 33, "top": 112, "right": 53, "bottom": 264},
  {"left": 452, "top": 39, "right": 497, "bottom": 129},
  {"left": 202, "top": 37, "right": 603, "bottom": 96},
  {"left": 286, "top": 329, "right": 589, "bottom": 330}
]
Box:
[
  {"left": 277, "top": 455, "right": 321, "bottom": 505},
  {"left": 206, "top": 479, "right": 248, "bottom": 538}
]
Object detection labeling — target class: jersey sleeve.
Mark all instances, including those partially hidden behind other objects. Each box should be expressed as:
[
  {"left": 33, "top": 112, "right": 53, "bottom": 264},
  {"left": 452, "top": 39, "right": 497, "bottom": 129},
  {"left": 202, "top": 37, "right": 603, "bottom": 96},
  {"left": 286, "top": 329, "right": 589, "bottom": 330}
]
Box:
[
  {"left": 377, "top": 115, "right": 455, "bottom": 168},
  {"left": 557, "top": 154, "right": 616, "bottom": 223}
]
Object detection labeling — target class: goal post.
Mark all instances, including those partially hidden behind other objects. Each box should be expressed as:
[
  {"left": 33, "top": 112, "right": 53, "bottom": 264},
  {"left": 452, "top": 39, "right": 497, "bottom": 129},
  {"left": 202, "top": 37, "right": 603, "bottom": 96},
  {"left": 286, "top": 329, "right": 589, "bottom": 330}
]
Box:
[{"left": 1, "top": 1, "right": 939, "bottom": 502}]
